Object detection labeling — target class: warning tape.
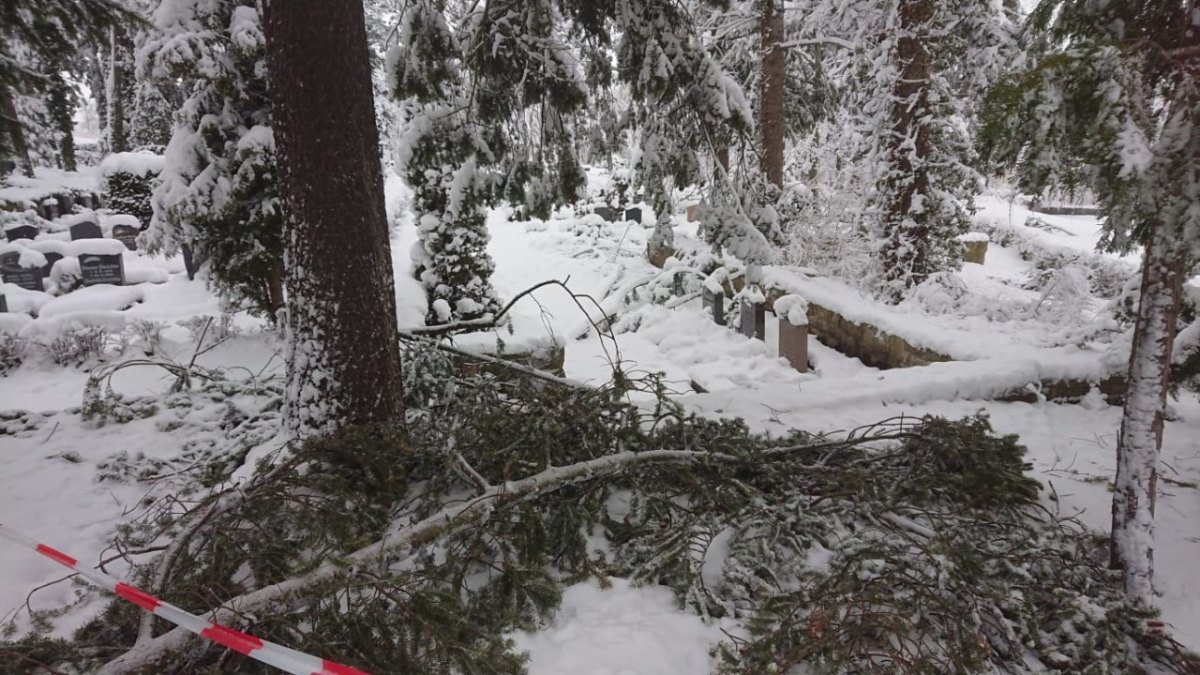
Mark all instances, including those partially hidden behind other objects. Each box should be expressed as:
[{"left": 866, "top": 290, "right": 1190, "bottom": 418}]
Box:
[{"left": 0, "top": 522, "right": 367, "bottom": 675}]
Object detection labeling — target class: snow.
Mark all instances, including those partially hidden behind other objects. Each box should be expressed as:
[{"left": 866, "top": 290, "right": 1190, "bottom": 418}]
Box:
[
  {"left": 2, "top": 169, "right": 1200, "bottom": 671},
  {"left": 97, "top": 152, "right": 165, "bottom": 178},
  {"left": 510, "top": 579, "right": 740, "bottom": 675}
]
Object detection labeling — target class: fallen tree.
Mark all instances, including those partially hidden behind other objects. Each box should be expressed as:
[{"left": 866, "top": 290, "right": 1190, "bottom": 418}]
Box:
[{"left": 4, "top": 343, "right": 1197, "bottom": 674}]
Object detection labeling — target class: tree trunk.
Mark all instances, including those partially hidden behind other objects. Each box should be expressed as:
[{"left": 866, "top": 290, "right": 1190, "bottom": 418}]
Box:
[
  {"left": 878, "top": 0, "right": 933, "bottom": 301},
  {"left": 759, "top": 0, "right": 785, "bottom": 188},
  {"left": 1109, "top": 221, "right": 1186, "bottom": 605},
  {"left": 263, "top": 0, "right": 405, "bottom": 439},
  {"left": 107, "top": 28, "right": 130, "bottom": 153},
  {"left": 1, "top": 87, "right": 36, "bottom": 178}
]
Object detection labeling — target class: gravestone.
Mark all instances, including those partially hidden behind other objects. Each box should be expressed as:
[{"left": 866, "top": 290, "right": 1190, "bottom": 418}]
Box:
[
  {"left": 963, "top": 239, "right": 988, "bottom": 265},
  {"left": 40, "top": 200, "right": 59, "bottom": 221},
  {"left": 739, "top": 300, "right": 765, "bottom": 341},
  {"left": 0, "top": 253, "right": 46, "bottom": 291},
  {"left": 79, "top": 253, "right": 125, "bottom": 286},
  {"left": 56, "top": 193, "right": 75, "bottom": 214},
  {"left": 624, "top": 207, "right": 642, "bottom": 223},
  {"left": 778, "top": 321, "right": 809, "bottom": 373},
  {"left": 40, "top": 252, "right": 63, "bottom": 278},
  {"left": 112, "top": 224, "right": 140, "bottom": 251},
  {"left": 702, "top": 288, "right": 725, "bottom": 326},
  {"left": 593, "top": 206, "right": 618, "bottom": 222},
  {"left": 70, "top": 221, "right": 103, "bottom": 240},
  {"left": 77, "top": 193, "right": 94, "bottom": 210},
  {"left": 5, "top": 225, "right": 38, "bottom": 242},
  {"left": 0, "top": 160, "right": 15, "bottom": 176},
  {"left": 685, "top": 204, "right": 698, "bottom": 222},
  {"left": 0, "top": 293, "right": 7, "bottom": 313}
]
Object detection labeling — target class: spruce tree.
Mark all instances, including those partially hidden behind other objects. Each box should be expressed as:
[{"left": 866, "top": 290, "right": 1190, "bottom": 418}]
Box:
[
  {"left": 138, "top": 0, "right": 284, "bottom": 318},
  {"left": 981, "top": 0, "right": 1199, "bottom": 604},
  {"left": 263, "top": 0, "right": 405, "bottom": 438}
]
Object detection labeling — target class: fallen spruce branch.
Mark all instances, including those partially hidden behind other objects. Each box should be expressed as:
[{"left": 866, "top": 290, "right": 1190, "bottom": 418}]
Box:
[{"left": 94, "top": 434, "right": 896, "bottom": 673}]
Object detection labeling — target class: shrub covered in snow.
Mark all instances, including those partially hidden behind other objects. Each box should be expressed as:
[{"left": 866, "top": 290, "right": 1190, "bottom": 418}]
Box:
[{"left": 99, "top": 151, "right": 164, "bottom": 227}]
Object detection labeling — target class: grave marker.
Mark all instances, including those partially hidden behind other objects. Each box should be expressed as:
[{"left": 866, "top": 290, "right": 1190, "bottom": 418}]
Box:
[
  {"left": 56, "top": 193, "right": 75, "bottom": 214},
  {"left": 702, "top": 288, "right": 725, "bottom": 326},
  {"left": 624, "top": 207, "right": 642, "bottom": 223},
  {"left": 0, "top": 160, "right": 14, "bottom": 176},
  {"left": 5, "top": 225, "right": 38, "bottom": 242},
  {"left": 739, "top": 299, "right": 765, "bottom": 341},
  {"left": 41, "top": 252, "right": 63, "bottom": 278},
  {"left": 0, "top": 293, "right": 7, "bottom": 313},
  {"left": 40, "top": 199, "right": 59, "bottom": 221},
  {"left": 79, "top": 253, "right": 125, "bottom": 286},
  {"left": 0, "top": 253, "right": 46, "bottom": 292},
  {"left": 593, "top": 206, "right": 618, "bottom": 222},
  {"left": 70, "top": 221, "right": 103, "bottom": 241},
  {"left": 112, "top": 224, "right": 140, "bottom": 251},
  {"left": 778, "top": 320, "right": 809, "bottom": 373}
]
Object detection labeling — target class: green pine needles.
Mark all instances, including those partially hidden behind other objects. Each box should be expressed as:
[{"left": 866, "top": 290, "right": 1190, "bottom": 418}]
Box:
[{"left": 4, "top": 345, "right": 1196, "bottom": 673}]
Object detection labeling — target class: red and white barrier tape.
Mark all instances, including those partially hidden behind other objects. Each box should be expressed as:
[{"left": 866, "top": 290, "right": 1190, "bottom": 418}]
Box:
[{"left": 0, "top": 522, "right": 367, "bottom": 675}]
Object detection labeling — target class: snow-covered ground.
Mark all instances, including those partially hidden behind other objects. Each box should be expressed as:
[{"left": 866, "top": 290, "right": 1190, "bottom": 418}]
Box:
[{"left": 2, "top": 168, "right": 1198, "bottom": 672}]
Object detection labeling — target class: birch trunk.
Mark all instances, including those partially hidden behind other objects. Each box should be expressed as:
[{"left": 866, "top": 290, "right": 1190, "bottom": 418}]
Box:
[{"left": 1109, "top": 220, "right": 1186, "bottom": 605}]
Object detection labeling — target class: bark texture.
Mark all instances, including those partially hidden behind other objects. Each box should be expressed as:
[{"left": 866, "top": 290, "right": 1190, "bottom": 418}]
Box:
[
  {"left": 759, "top": 0, "right": 785, "bottom": 188},
  {"left": 1109, "top": 222, "right": 1185, "bottom": 604},
  {"left": 878, "top": 0, "right": 933, "bottom": 300},
  {"left": 263, "top": 0, "right": 404, "bottom": 438}
]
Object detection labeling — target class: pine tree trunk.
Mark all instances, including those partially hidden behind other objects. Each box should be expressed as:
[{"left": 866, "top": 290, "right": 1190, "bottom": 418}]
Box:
[
  {"left": 1109, "top": 221, "right": 1185, "bottom": 605},
  {"left": 0, "top": 87, "right": 35, "bottom": 178},
  {"left": 107, "top": 29, "right": 130, "bottom": 153},
  {"left": 759, "top": 0, "right": 785, "bottom": 188},
  {"left": 879, "top": 0, "right": 933, "bottom": 301},
  {"left": 263, "top": 0, "right": 405, "bottom": 439}
]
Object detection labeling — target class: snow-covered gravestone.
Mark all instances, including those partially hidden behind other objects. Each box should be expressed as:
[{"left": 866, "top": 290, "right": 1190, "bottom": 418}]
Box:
[
  {"left": 75, "top": 241, "right": 127, "bottom": 286},
  {"left": 739, "top": 298, "right": 765, "bottom": 341},
  {"left": 775, "top": 295, "right": 809, "bottom": 373},
  {"left": 5, "top": 225, "right": 38, "bottom": 242},
  {"left": 593, "top": 206, "right": 618, "bottom": 222},
  {"left": 958, "top": 232, "right": 989, "bottom": 265},
  {"left": 112, "top": 224, "right": 140, "bottom": 251},
  {"left": 70, "top": 221, "right": 103, "bottom": 241},
  {"left": 624, "top": 207, "right": 642, "bottom": 224},
  {"left": 0, "top": 251, "right": 46, "bottom": 292},
  {"left": 40, "top": 198, "right": 59, "bottom": 221}
]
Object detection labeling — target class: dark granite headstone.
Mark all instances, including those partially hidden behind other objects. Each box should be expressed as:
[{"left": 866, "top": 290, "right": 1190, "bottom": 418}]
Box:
[
  {"left": 41, "top": 252, "right": 63, "bottom": 277},
  {"left": 739, "top": 300, "right": 765, "bottom": 341},
  {"left": 0, "top": 293, "right": 7, "bottom": 313},
  {"left": 778, "top": 321, "right": 809, "bottom": 373},
  {"left": 79, "top": 253, "right": 125, "bottom": 286},
  {"left": 5, "top": 225, "right": 38, "bottom": 242},
  {"left": 702, "top": 288, "right": 725, "bottom": 326},
  {"left": 76, "top": 193, "right": 94, "bottom": 210},
  {"left": 40, "top": 201, "right": 59, "bottom": 221},
  {"left": 0, "top": 254, "right": 46, "bottom": 291},
  {"left": 56, "top": 193, "right": 75, "bottom": 214},
  {"left": 593, "top": 206, "right": 618, "bottom": 222},
  {"left": 0, "top": 160, "right": 15, "bottom": 176},
  {"left": 624, "top": 207, "right": 642, "bottom": 223},
  {"left": 70, "top": 221, "right": 103, "bottom": 240},
  {"left": 112, "top": 224, "right": 140, "bottom": 251}
]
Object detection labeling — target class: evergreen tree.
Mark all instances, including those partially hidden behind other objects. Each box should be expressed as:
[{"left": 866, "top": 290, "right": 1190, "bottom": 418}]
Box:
[
  {"left": 138, "top": 0, "right": 284, "bottom": 318},
  {"left": 264, "top": 0, "right": 405, "bottom": 439},
  {"left": 981, "top": 0, "right": 1199, "bottom": 605},
  {"left": 0, "top": 0, "right": 134, "bottom": 175}
]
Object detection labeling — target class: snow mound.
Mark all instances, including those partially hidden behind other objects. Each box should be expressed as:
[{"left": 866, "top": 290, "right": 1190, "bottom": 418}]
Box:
[{"left": 510, "top": 579, "right": 738, "bottom": 675}]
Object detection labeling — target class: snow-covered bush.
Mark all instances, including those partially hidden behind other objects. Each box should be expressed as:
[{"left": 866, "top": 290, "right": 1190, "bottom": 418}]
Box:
[
  {"left": 0, "top": 331, "right": 27, "bottom": 374},
  {"left": 99, "top": 151, "right": 164, "bottom": 227}
]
